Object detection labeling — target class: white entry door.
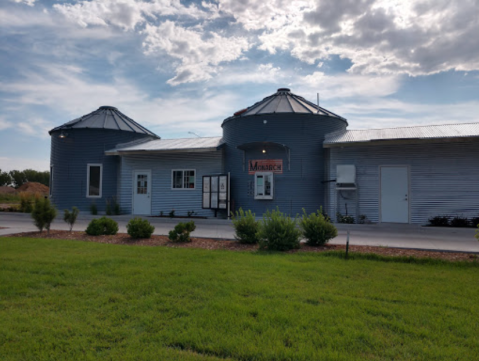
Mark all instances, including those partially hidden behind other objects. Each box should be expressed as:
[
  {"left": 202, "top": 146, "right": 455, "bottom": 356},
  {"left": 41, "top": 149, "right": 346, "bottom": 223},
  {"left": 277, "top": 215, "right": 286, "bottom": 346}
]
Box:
[
  {"left": 380, "top": 166, "right": 409, "bottom": 223},
  {"left": 133, "top": 170, "right": 151, "bottom": 215}
]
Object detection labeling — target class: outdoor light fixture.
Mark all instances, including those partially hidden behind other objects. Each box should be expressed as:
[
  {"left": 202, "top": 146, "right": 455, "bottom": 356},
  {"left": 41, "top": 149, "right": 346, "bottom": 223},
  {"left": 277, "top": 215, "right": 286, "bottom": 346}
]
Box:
[
  {"left": 262, "top": 149, "right": 266, "bottom": 153},
  {"left": 59, "top": 131, "right": 68, "bottom": 139}
]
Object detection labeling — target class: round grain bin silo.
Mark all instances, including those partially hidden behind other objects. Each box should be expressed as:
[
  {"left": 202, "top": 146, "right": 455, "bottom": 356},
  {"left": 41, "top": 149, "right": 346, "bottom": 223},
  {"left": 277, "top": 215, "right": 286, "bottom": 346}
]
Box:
[
  {"left": 49, "top": 106, "right": 158, "bottom": 213},
  {"left": 222, "top": 88, "right": 348, "bottom": 216}
]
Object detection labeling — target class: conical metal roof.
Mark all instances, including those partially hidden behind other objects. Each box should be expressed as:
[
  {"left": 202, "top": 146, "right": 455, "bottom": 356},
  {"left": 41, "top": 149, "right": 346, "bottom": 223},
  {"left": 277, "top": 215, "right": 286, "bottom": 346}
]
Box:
[
  {"left": 224, "top": 88, "right": 347, "bottom": 124},
  {"left": 49, "top": 106, "right": 159, "bottom": 138}
]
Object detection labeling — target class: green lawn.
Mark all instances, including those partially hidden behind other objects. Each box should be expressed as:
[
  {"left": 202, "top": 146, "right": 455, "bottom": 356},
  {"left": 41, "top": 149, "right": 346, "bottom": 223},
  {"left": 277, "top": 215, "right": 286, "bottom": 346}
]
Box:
[{"left": 0, "top": 238, "right": 478, "bottom": 361}]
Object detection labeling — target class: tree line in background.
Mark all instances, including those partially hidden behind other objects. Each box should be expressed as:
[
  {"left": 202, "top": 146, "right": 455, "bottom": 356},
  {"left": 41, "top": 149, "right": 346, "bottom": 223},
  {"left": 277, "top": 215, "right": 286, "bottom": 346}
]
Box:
[{"left": 0, "top": 169, "right": 50, "bottom": 188}]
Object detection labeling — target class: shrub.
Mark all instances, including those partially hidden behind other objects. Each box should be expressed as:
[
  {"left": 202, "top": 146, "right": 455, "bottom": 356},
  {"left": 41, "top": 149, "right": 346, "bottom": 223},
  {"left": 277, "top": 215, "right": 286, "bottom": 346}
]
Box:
[
  {"left": 31, "top": 197, "right": 57, "bottom": 234},
  {"left": 169, "top": 209, "right": 175, "bottom": 218},
  {"left": 90, "top": 202, "right": 98, "bottom": 215},
  {"left": 358, "top": 214, "right": 368, "bottom": 224},
  {"left": 300, "top": 208, "right": 338, "bottom": 246},
  {"left": 428, "top": 216, "right": 450, "bottom": 227},
  {"left": 63, "top": 206, "right": 79, "bottom": 232},
  {"left": 475, "top": 225, "right": 479, "bottom": 242},
  {"left": 258, "top": 208, "right": 301, "bottom": 251},
  {"left": 450, "top": 215, "right": 470, "bottom": 228},
  {"left": 168, "top": 221, "right": 196, "bottom": 243},
  {"left": 86, "top": 217, "right": 118, "bottom": 236},
  {"left": 127, "top": 217, "right": 155, "bottom": 239},
  {"left": 19, "top": 192, "right": 40, "bottom": 213},
  {"left": 337, "top": 212, "right": 355, "bottom": 224},
  {"left": 232, "top": 208, "right": 260, "bottom": 244}
]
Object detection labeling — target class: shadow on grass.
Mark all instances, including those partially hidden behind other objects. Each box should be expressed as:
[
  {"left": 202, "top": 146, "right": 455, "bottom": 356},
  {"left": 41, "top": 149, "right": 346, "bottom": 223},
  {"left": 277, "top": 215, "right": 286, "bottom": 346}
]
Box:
[
  {"left": 319, "top": 250, "right": 479, "bottom": 267},
  {"left": 250, "top": 248, "right": 478, "bottom": 267}
]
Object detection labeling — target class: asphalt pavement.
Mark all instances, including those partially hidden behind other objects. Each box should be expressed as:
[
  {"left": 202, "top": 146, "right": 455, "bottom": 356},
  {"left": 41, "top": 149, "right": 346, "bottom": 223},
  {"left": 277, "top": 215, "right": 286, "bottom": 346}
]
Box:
[{"left": 1, "top": 212, "right": 478, "bottom": 253}]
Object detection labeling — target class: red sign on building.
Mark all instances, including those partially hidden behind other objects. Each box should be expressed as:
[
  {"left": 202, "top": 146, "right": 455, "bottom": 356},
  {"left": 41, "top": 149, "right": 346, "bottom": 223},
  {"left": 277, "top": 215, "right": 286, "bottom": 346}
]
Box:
[{"left": 248, "top": 159, "right": 283, "bottom": 174}]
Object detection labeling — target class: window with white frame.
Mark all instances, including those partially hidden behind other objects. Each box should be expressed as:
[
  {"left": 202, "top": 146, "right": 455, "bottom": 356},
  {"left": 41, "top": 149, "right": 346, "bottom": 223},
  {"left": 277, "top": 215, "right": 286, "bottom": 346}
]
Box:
[
  {"left": 172, "top": 169, "right": 196, "bottom": 189},
  {"left": 87, "top": 164, "right": 103, "bottom": 198},
  {"left": 254, "top": 172, "right": 273, "bottom": 199}
]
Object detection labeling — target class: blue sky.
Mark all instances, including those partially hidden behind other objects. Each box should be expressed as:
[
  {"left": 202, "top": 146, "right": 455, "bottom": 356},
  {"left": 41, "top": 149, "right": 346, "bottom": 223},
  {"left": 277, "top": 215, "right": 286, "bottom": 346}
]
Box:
[{"left": 1, "top": 0, "right": 478, "bottom": 171}]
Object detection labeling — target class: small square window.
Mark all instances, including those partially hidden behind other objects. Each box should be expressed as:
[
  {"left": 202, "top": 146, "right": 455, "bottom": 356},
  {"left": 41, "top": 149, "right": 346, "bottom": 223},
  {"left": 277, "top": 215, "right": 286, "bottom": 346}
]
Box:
[
  {"left": 172, "top": 170, "right": 196, "bottom": 190},
  {"left": 254, "top": 172, "right": 273, "bottom": 200}
]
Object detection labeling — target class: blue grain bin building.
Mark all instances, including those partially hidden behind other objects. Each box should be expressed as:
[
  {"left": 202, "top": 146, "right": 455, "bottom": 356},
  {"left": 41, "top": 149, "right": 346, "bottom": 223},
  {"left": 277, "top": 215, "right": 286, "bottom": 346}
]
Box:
[
  {"left": 222, "top": 88, "right": 347, "bottom": 216},
  {"left": 49, "top": 106, "right": 158, "bottom": 213},
  {"left": 49, "top": 88, "right": 479, "bottom": 224}
]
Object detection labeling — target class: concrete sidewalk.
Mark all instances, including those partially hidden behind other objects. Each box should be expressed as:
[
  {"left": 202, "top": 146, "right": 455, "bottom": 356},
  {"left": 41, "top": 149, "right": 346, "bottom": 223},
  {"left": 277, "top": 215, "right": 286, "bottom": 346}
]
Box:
[{"left": 1, "top": 212, "right": 478, "bottom": 253}]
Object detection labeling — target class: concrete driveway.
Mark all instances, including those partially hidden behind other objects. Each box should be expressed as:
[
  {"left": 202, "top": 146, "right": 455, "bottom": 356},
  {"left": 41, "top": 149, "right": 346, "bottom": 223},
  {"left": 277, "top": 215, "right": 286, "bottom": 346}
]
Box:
[{"left": 1, "top": 212, "right": 478, "bottom": 253}]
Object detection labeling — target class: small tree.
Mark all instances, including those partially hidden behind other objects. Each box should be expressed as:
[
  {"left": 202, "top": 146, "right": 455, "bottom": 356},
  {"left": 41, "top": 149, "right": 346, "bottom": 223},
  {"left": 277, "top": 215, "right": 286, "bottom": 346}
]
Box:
[
  {"left": 31, "top": 197, "right": 57, "bottom": 234},
  {"left": 9, "top": 170, "right": 27, "bottom": 189},
  {"left": 0, "top": 169, "right": 12, "bottom": 186},
  {"left": 64, "top": 207, "right": 79, "bottom": 232}
]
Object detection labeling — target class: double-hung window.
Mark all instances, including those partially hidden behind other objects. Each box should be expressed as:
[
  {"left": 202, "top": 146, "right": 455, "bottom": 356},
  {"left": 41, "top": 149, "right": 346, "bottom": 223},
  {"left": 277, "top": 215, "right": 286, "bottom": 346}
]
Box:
[
  {"left": 172, "top": 169, "right": 196, "bottom": 189},
  {"left": 87, "top": 164, "right": 103, "bottom": 198},
  {"left": 254, "top": 172, "right": 273, "bottom": 199}
]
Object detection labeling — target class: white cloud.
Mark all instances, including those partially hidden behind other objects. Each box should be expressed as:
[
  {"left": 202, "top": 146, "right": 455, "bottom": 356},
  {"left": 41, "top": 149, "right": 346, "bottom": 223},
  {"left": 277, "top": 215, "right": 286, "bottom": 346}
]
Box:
[
  {"left": 142, "top": 21, "right": 250, "bottom": 85},
  {"left": 221, "top": 0, "right": 479, "bottom": 76},
  {"left": 213, "top": 63, "right": 285, "bottom": 86},
  {"left": 53, "top": 0, "right": 209, "bottom": 30},
  {"left": 0, "top": 117, "right": 14, "bottom": 131},
  {"left": 0, "top": 63, "right": 240, "bottom": 137},
  {"left": 10, "top": 0, "right": 36, "bottom": 7},
  {"left": 299, "top": 72, "right": 400, "bottom": 99},
  {"left": 17, "top": 118, "right": 53, "bottom": 139}
]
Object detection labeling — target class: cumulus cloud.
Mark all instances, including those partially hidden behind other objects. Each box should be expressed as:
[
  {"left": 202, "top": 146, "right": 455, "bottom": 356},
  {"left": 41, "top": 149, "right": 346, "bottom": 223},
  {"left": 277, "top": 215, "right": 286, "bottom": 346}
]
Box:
[
  {"left": 53, "top": 0, "right": 208, "bottom": 30},
  {"left": 222, "top": 0, "right": 479, "bottom": 76},
  {"left": 142, "top": 21, "right": 250, "bottom": 85},
  {"left": 10, "top": 0, "right": 36, "bottom": 6}
]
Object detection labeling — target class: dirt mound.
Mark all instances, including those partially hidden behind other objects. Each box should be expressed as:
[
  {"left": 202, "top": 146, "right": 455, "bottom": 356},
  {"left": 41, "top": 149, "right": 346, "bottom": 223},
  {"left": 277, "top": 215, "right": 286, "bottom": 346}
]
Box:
[
  {"left": 17, "top": 182, "right": 49, "bottom": 195},
  {"left": 0, "top": 186, "right": 17, "bottom": 194}
]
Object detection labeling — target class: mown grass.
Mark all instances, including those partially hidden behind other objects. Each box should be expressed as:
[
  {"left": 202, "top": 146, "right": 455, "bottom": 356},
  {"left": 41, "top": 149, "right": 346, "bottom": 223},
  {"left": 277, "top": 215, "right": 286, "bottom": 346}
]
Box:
[{"left": 0, "top": 237, "right": 478, "bottom": 361}]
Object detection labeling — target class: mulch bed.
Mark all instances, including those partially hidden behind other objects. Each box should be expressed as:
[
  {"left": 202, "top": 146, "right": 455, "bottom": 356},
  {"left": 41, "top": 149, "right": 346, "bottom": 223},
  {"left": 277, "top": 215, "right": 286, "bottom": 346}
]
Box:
[{"left": 4, "top": 230, "right": 478, "bottom": 262}]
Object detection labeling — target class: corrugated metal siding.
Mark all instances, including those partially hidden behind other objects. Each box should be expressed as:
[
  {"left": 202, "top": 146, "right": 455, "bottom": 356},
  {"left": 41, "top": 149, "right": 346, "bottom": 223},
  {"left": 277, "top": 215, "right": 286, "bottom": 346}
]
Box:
[
  {"left": 118, "top": 152, "right": 223, "bottom": 217},
  {"left": 222, "top": 113, "right": 347, "bottom": 216},
  {"left": 327, "top": 140, "right": 479, "bottom": 224},
  {"left": 50, "top": 129, "right": 155, "bottom": 213}
]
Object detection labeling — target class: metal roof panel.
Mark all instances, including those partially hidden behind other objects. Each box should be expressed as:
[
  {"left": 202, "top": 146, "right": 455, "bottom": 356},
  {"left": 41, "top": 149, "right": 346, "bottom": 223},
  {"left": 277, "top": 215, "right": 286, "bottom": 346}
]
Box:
[
  {"left": 223, "top": 88, "right": 347, "bottom": 124},
  {"left": 49, "top": 106, "right": 159, "bottom": 138},
  {"left": 324, "top": 122, "right": 479, "bottom": 146},
  {"left": 106, "top": 136, "right": 224, "bottom": 154}
]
